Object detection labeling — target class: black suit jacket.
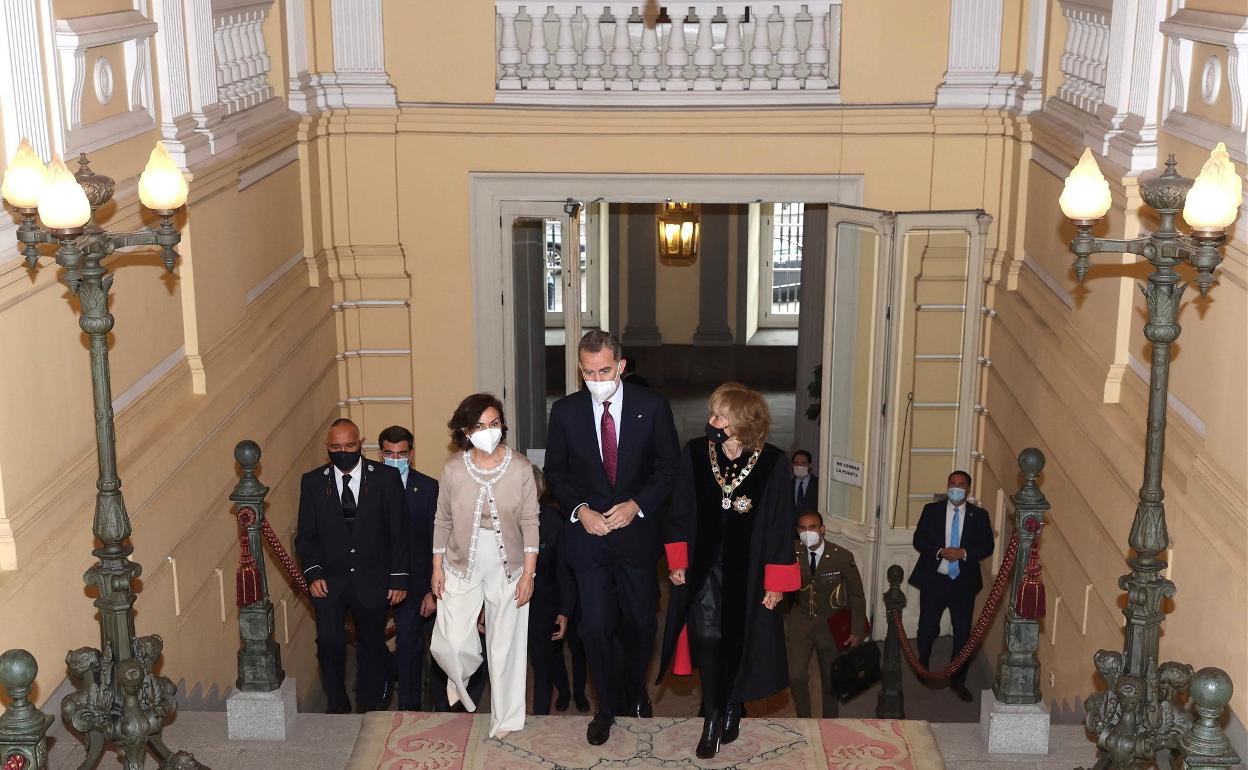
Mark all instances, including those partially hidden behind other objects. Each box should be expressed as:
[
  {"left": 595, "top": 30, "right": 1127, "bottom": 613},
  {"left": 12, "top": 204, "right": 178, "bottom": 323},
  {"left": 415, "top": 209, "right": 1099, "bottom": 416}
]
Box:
[
  {"left": 294, "top": 460, "right": 411, "bottom": 608},
  {"left": 907, "top": 499, "right": 994, "bottom": 595},
  {"left": 532, "top": 503, "right": 577, "bottom": 619},
  {"left": 794, "top": 474, "right": 819, "bottom": 514},
  {"left": 403, "top": 469, "right": 439, "bottom": 601},
  {"left": 544, "top": 384, "right": 680, "bottom": 567}
]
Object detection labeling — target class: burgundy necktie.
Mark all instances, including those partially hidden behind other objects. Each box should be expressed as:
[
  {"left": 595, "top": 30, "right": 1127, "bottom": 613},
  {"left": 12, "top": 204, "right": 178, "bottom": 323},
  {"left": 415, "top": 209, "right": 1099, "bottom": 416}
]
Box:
[{"left": 601, "top": 401, "right": 618, "bottom": 487}]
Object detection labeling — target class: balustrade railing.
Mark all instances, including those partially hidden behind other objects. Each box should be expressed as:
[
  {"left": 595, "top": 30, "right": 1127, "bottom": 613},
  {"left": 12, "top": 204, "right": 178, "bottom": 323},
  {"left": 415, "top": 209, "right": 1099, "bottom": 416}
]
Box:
[
  {"left": 1054, "top": 0, "right": 1110, "bottom": 115},
  {"left": 496, "top": 2, "right": 842, "bottom": 103},
  {"left": 212, "top": 0, "right": 276, "bottom": 116}
]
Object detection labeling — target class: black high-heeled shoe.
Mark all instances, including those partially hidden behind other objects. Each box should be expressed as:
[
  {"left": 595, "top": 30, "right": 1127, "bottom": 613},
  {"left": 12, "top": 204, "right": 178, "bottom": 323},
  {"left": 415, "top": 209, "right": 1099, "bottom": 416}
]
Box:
[
  {"left": 695, "top": 712, "right": 723, "bottom": 759},
  {"left": 721, "top": 702, "right": 743, "bottom": 745}
]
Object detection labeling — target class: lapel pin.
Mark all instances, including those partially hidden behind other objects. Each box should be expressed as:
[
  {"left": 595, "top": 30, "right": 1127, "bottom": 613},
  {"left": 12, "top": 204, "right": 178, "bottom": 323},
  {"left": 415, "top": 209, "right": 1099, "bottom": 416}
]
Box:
[
  {"left": 637, "top": 413, "right": 642, "bottom": 419},
  {"left": 367, "top": 464, "right": 375, "bottom": 472},
  {"left": 323, "top": 468, "right": 330, "bottom": 476}
]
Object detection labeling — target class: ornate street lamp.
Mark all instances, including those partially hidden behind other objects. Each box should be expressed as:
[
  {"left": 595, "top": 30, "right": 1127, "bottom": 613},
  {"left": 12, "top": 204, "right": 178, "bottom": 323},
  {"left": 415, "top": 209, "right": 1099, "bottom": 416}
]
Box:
[
  {"left": 2, "top": 139, "right": 190, "bottom": 769},
  {"left": 1061, "top": 144, "right": 1242, "bottom": 770}
]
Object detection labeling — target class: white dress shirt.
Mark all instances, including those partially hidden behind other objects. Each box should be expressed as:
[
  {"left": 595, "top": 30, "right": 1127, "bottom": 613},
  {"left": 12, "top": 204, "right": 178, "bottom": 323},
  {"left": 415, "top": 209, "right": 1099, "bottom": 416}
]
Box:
[
  {"left": 333, "top": 458, "right": 363, "bottom": 500},
  {"left": 806, "top": 539, "right": 825, "bottom": 568},
  {"left": 936, "top": 499, "right": 964, "bottom": 576},
  {"left": 571, "top": 386, "right": 644, "bottom": 522}
]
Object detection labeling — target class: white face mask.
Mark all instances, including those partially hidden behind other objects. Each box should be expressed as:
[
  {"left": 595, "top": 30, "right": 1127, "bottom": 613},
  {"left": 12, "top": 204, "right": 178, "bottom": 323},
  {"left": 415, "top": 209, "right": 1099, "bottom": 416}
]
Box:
[
  {"left": 470, "top": 428, "right": 503, "bottom": 454},
  {"left": 585, "top": 367, "right": 621, "bottom": 404},
  {"left": 793, "top": 466, "right": 810, "bottom": 480},
  {"left": 799, "top": 530, "right": 822, "bottom": 549}
]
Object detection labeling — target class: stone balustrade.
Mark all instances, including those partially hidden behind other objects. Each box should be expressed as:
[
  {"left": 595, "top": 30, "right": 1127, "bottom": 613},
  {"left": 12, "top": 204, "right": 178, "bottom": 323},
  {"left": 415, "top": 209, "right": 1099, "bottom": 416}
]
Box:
[
  {"left": 212, "top": 0, "right": 275, "bottom": 116},
  {"left": 495, "top": 2, "right": 843, "bottom": 104},
  {"left": 1054, "top": 0, "right": 1111, "bottom": 115}
]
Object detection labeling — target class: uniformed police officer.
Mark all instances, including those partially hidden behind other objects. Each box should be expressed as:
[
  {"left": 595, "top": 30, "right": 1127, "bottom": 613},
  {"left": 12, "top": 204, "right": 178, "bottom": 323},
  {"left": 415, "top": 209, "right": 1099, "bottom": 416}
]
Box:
[{"left": 784, "top": 510, "right": 866, "bottom": 717}]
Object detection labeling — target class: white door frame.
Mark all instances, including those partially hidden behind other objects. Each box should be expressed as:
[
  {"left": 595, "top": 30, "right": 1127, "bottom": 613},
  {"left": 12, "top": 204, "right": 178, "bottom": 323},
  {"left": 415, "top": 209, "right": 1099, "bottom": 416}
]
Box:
[{"left": 470, "top": 173, "right": 864, "bottom": 411}]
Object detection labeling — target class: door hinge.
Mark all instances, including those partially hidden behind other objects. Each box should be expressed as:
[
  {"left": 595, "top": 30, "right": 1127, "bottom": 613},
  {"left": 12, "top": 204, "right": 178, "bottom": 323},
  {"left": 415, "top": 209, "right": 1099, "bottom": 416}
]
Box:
[
  {"left": 881, "top": 400, "right": 888, "bottom": 417},
  {"left": 875, "top": 504, "right": 882, "bottom": 521},
  {"left": 885, "top": 305, "right": 892, "bottom": 321}
]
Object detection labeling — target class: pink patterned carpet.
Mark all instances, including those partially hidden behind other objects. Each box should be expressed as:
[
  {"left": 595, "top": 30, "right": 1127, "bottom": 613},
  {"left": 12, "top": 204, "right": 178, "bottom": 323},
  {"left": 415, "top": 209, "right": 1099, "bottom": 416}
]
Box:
[{"left": 346, "top": 712, "right": 945, "bottom": 770}]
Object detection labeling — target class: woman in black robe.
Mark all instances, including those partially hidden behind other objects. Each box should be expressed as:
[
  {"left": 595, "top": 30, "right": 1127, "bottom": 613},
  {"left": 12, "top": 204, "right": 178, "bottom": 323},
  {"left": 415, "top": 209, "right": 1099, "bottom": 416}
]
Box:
[{"left": 655, "top": 383, "right": 800, "bottom": 759}]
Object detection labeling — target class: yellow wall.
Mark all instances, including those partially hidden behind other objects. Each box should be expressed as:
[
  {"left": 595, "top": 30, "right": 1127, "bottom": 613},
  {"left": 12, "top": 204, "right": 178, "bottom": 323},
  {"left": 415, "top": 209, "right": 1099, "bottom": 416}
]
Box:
[{"left": 1, "top": 0, "right": 1243, "bottom": 734}]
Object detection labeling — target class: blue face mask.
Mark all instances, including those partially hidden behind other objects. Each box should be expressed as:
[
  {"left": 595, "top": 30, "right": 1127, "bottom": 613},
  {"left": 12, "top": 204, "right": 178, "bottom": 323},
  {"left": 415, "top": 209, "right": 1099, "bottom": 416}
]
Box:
[
  {"left": 384, "top": 457, "right": 409, "bottom": 476},
  {"left": 947, "top": 487, "right": 967, "bottom": 504}
]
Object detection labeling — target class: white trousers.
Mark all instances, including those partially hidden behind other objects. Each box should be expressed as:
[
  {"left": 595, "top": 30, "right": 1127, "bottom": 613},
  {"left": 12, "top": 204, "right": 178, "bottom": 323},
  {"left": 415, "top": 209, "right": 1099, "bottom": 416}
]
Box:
[{"left": 431, "top": 543, "right": 529, "bottom": 736}]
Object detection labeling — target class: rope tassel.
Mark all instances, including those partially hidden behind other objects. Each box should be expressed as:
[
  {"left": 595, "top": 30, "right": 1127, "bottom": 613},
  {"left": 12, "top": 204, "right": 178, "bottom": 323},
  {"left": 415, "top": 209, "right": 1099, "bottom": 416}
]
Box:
[
  {"left": 1015, "top": 524, "right": 1046, "bottom": 619},
  {"left": 236, "top": 529, "right": 261, "bottom": 608}
]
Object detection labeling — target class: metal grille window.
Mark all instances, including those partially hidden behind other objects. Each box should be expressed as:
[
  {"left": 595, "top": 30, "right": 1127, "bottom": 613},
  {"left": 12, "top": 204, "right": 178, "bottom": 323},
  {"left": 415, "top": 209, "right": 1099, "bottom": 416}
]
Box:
[{"left": 759, "top": 202, "right": 804, "bottom": 327}]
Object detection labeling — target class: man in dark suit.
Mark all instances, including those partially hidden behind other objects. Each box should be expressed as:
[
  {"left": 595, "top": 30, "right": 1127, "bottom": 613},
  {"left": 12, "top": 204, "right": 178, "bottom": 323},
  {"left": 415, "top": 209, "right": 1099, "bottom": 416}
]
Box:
[
  {"left": 907, "top": 470, "right": 994, "bottom": 702},
  {"left": 792, "top": 449, "right": 819, "bottom": 514},
  {"left": 545, "top": 330, "right": 680, "bottom": 746},
  {"left": 295, "top": 418, "right": 410, "bottom": 713},
  {"left": 377, "top": 425, "right": 438, "bottom": 711}
]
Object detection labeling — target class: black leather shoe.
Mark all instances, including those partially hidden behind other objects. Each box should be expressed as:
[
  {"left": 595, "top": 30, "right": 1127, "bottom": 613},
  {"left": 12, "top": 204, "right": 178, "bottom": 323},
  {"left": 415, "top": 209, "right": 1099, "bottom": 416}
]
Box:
[
  {"left": 449, "top": 701, "right": 468, "bottom": 713},
  {"left": 574, "top": 693, "right": 590, "bottom": 713},
  {"left": 555, "top": 690, "right": 571, "bottom": 712},
  {"left": 951, "top": 682, "right": 974, "bottom": 702},
  {"left": 695, "top": 714, "right": 722, "bottom": 759},
  {"left": 634, "top": 694, "right": 653, "bottom": 718},
  {"left": 587, "top": 712, "right": 614, "bottom": 746},
  {"left": 721, "top": 703, "right": 742, "bottom": 744}
]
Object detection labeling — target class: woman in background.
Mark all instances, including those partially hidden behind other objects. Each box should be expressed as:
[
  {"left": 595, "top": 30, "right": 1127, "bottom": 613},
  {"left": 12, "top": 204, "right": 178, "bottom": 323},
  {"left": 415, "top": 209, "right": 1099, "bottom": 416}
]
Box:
[
  {"left": 656, "top": 383, "right": 800, "bottom": 758},
  {"left": 431, "top": 393, "right": 539, "bottom": 738}
]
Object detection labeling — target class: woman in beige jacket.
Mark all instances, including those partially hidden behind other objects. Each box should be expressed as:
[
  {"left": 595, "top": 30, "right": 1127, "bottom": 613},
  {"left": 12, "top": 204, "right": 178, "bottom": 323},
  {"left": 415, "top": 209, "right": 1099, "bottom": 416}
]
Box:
[{"left": 430, "top": 392, "right": 539, "bottom": 738}]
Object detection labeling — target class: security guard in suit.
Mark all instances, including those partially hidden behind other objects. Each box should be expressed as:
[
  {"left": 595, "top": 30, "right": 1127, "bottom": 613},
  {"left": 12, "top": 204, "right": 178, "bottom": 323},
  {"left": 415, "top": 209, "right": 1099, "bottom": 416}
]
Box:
[
  {"left": 784, "top": 511, "right": 866, "bottom": 717},
  {"left": 295, "top": 418, "right": 410, "bottom": 714}
]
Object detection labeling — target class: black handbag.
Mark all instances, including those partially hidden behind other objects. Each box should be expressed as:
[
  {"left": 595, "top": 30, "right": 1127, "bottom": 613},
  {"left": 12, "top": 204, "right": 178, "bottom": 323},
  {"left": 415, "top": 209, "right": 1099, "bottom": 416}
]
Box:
[{"left": 828, "top": 640, "right": 882, "bottom": 703}]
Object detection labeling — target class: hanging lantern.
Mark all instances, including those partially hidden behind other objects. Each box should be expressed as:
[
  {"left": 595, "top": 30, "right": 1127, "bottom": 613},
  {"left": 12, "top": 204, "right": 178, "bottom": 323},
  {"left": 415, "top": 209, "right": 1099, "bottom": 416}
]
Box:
[{"left": 657, "top": 200, "right": 700, "bottom": 266}]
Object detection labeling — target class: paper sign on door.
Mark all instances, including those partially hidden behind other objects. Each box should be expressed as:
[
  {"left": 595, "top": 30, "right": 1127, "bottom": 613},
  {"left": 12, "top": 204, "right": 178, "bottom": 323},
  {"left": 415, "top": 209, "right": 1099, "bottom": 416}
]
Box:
[{"left": 832, "top": 456, "right": 864, "bottom": 487}]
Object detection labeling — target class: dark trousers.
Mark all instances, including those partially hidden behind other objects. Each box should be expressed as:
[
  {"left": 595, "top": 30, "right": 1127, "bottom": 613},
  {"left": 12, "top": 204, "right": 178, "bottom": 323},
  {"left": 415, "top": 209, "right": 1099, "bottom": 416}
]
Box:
[
  {"left": 394, "top": 597, "right": 433, "bottom": 710},
  {"left": 574, "top": 554, "right": 658, "bottom": 719},
  {"left": 313, "top": 592, "right": 389, "bottom": 711},
  {"left": 565, "top": 615, "right": 588, "bottom": 698},
  {"left": 528, "top": 609, "right": 570, "bottom": 715},
  {"left": 916, "top": 577, "right": 977, "bottom": 684}
]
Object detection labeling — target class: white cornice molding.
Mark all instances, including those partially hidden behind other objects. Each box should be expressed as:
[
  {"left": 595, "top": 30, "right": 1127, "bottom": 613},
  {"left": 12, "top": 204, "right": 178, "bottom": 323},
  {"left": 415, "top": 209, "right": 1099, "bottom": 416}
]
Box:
[{"left": 54, "top": 10, "right": 157, "bottom": 47}]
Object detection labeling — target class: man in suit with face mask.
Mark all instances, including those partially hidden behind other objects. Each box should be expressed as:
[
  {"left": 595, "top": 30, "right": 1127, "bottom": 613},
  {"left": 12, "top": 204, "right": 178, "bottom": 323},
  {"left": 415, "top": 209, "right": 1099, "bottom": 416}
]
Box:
[
  {"left": 544, "top": 330, "right": 680, "bottom": 746},
  {"left": 791, "top": 450, "right": 819, "bottom": 515},
  {"left": 295, "top": 418, "right": 410, "bottom": 713},
  {"left": 907, "top": 470, "right": 995, "bottom": 702}
]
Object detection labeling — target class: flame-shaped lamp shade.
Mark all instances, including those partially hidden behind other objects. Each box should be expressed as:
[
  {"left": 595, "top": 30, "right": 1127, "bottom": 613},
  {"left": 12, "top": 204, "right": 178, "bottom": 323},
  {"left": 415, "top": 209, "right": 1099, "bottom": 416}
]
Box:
[
  {"left": 1059, "top": 149, "right": 1113, "bottom": 221},
  {"left": 1183, "top": 142, "right": 1243, "bottom": 231},
  {"left": 1, "top": 138, "right": 49, "bottom": 209},
  {"left": 657, "top": 201, "right": 700, "bottom": 261},
  {"left": 37, "top": 155, "right": 91, "bottom": 230},
  {"left": 137, "top": 142, "right": 188, "bottom": 211}
]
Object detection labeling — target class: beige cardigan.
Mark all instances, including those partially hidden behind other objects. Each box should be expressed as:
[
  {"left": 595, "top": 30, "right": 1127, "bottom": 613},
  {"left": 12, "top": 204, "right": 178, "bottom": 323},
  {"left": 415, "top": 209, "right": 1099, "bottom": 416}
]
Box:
[{"left": 432, "top": 448, "right": 540, "bottom": 584}]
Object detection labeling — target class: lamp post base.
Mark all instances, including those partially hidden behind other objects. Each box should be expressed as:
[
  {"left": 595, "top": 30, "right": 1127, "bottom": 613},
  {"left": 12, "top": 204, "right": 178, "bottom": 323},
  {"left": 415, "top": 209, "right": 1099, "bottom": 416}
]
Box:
[
  {"left": 979, "top": 690, "right": 1051, "bottom": 755},
  {"left": 226, "top": 677, "right": 297, "bottom": 742}
]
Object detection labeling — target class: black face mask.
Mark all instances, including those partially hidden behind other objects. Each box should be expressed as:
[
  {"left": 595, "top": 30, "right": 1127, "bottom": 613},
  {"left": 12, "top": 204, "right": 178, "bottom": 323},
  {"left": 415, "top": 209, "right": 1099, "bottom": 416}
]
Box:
[
  {"left": 705, "top": 423, "right": 729, "bottom": 445},
  {"left": 329, "top": 450, "right": 361, "bottom": 473}
]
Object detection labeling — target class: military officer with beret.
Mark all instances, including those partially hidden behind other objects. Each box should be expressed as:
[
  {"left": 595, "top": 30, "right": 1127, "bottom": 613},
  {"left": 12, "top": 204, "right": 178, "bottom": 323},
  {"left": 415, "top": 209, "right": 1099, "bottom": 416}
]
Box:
[{"left": 784, "top": 510, "right": 866, "bottom": 718}]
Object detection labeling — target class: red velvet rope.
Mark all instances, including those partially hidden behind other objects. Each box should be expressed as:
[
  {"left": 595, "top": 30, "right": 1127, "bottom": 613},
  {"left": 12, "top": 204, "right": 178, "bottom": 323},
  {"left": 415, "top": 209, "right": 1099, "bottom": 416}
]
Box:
[
  {"left": 890, "top": 531, "right": 1020, "bottom": 680},
  {"left": 3, "top": 753, "right": 28, "bottom": 770},
  {"left": 261, "top": 519, "right": 307, "bottom": 594}
]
